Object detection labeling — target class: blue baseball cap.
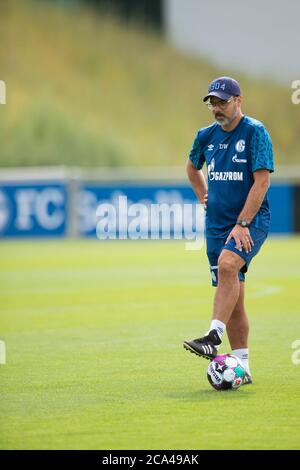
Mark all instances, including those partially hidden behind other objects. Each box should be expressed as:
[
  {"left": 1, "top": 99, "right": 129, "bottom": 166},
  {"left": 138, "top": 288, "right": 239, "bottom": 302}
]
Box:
[{"left": 203, "top": 76, "right": 241, "bottom": 102}]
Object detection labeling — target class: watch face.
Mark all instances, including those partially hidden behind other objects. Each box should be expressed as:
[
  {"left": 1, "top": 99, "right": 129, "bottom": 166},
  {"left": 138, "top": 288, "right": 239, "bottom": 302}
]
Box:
[{"left": 238, "top": 220, "right": 248, "bottom": 227}]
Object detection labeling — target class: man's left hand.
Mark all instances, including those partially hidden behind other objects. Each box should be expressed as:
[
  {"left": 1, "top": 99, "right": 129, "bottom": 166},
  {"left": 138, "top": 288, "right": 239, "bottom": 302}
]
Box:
[{"left": 225, "top": 225, "right": 254, "bottom": 253}]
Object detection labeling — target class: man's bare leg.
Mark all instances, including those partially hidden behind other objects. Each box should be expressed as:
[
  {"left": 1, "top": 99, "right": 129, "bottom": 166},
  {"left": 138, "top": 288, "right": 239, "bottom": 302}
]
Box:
[
  {"left": 227, "top": 282, "right": 249, "bottom": 349},
  {"left": 226, "top": 282, "right": 251, "bottom": 379},
  {"left": 212, "top": 250, "right": 246, "bottom": 324},
  {"left": 183, "top": 249, "right": 246, "bottom": 359}
]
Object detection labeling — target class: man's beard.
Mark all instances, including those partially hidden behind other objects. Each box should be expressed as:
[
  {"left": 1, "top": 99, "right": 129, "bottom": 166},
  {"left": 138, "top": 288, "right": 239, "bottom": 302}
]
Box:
[
  {"left": 215, "top": 109, "right": 238, "bottom": 127},
  {"left": 215, "top": 115, "right": 232, "bottom": 126}
]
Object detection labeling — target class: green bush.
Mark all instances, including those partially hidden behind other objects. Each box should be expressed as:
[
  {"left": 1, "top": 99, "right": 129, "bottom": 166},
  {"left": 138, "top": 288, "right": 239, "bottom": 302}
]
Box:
[{"left": 0, "top": 0, "right": 299, "bottom": 168}]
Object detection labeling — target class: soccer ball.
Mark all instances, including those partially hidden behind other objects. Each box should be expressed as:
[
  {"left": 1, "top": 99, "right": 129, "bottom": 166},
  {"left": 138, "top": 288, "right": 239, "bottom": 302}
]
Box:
[{"left": 207, "top": 354, "right": 245, "bottom": 391}]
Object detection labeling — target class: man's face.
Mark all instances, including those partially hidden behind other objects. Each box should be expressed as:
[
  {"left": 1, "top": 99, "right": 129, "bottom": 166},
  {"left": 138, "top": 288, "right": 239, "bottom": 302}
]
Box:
[{"left": 208, "top": 96, "right": 241, "bottom": 127}]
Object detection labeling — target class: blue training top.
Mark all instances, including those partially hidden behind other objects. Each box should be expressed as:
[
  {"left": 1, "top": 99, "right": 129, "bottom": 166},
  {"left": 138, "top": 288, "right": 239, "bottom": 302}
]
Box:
[{"left": 189, "top": 115, "right": 274, "bottom": 238}]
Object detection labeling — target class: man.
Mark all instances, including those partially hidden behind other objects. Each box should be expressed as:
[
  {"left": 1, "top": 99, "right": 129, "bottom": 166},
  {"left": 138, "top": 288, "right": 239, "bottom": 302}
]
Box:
[{"left": 183, "top": 76, "right": 274, "bottom": 384}]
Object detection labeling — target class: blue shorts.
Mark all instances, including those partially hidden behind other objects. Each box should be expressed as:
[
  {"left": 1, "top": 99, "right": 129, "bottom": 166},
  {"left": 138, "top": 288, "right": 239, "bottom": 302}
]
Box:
[{"left": 206, "top": 226, "right": 268, "bottom": 287}]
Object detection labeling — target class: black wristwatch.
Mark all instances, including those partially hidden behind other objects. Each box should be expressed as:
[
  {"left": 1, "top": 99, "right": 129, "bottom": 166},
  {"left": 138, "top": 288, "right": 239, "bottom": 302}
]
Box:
[{"left": 236, "top": 219, "right": 250, "bottom": 228}]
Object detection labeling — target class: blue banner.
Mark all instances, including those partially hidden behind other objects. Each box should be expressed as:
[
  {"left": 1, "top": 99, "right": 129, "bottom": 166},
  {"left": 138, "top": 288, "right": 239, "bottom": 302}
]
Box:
[
  {"left": 268, "top": 184, "right": 294, "bottom": 233},
  {"left": 0, "top": 183, "right": 67, "bottom": 237},
  {"left": 78, "top": 184, "right": 202, "bottom": 239},
  {"left": 0, "top": 180, "right": 294, "bottom": 237}
]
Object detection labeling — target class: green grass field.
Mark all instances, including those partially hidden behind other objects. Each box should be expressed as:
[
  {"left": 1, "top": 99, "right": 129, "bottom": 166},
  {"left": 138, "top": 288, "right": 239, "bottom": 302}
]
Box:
[{"left": 0, "top": 237, "right": 300, "bottom": 450}]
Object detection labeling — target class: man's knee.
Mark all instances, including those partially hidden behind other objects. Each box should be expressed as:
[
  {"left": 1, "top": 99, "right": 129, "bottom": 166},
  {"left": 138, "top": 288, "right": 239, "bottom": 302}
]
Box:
[
  {"left": 218, "top": 251, "right": 245, "bottom": 278},
  {"left": 218, "top": 258, "right": 239, "bottom": 277}
]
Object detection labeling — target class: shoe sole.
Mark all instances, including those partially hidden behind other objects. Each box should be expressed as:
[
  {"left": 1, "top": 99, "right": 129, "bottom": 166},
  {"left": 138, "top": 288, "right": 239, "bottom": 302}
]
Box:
[
  {"left": 242, "top": 379, "right": 253, "bottom": 386},
  {"left": 183, "top": 342, "right": 214, "bottom": 361}
]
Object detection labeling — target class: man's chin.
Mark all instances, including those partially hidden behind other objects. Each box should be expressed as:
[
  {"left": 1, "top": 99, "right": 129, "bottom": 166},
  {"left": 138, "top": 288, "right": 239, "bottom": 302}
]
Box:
[{"left": 216, "top": 117, "right": 230, "bottom": 126}]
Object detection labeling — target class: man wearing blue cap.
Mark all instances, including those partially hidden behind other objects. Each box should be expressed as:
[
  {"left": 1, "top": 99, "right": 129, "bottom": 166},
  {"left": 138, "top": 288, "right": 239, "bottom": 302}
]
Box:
[{"left": 183, "top": 77, "right": 274, "bottom": 384}]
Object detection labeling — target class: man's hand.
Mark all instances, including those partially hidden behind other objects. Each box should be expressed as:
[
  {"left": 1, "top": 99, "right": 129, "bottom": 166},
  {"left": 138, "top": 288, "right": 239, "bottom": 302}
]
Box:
[
  {"left": 186, "top": 160, "right": 208, "bottom": 208},
  {"left": 225, "top": 225, "right": 254, "bottom": 253},
  {"left": 202, "top": 192, "right": 208, "bottom": 211}
]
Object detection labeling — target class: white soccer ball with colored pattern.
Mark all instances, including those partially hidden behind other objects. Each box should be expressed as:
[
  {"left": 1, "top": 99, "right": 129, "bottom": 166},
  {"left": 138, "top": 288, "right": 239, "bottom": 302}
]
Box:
[{"left": 207, "top": 354, "right": 245, "bottom": 390}]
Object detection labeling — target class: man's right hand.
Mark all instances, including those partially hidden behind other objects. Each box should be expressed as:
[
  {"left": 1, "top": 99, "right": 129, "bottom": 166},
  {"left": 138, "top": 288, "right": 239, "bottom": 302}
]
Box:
[{"left": 202, "top": 192, "right": 208, "bottom": 211}]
